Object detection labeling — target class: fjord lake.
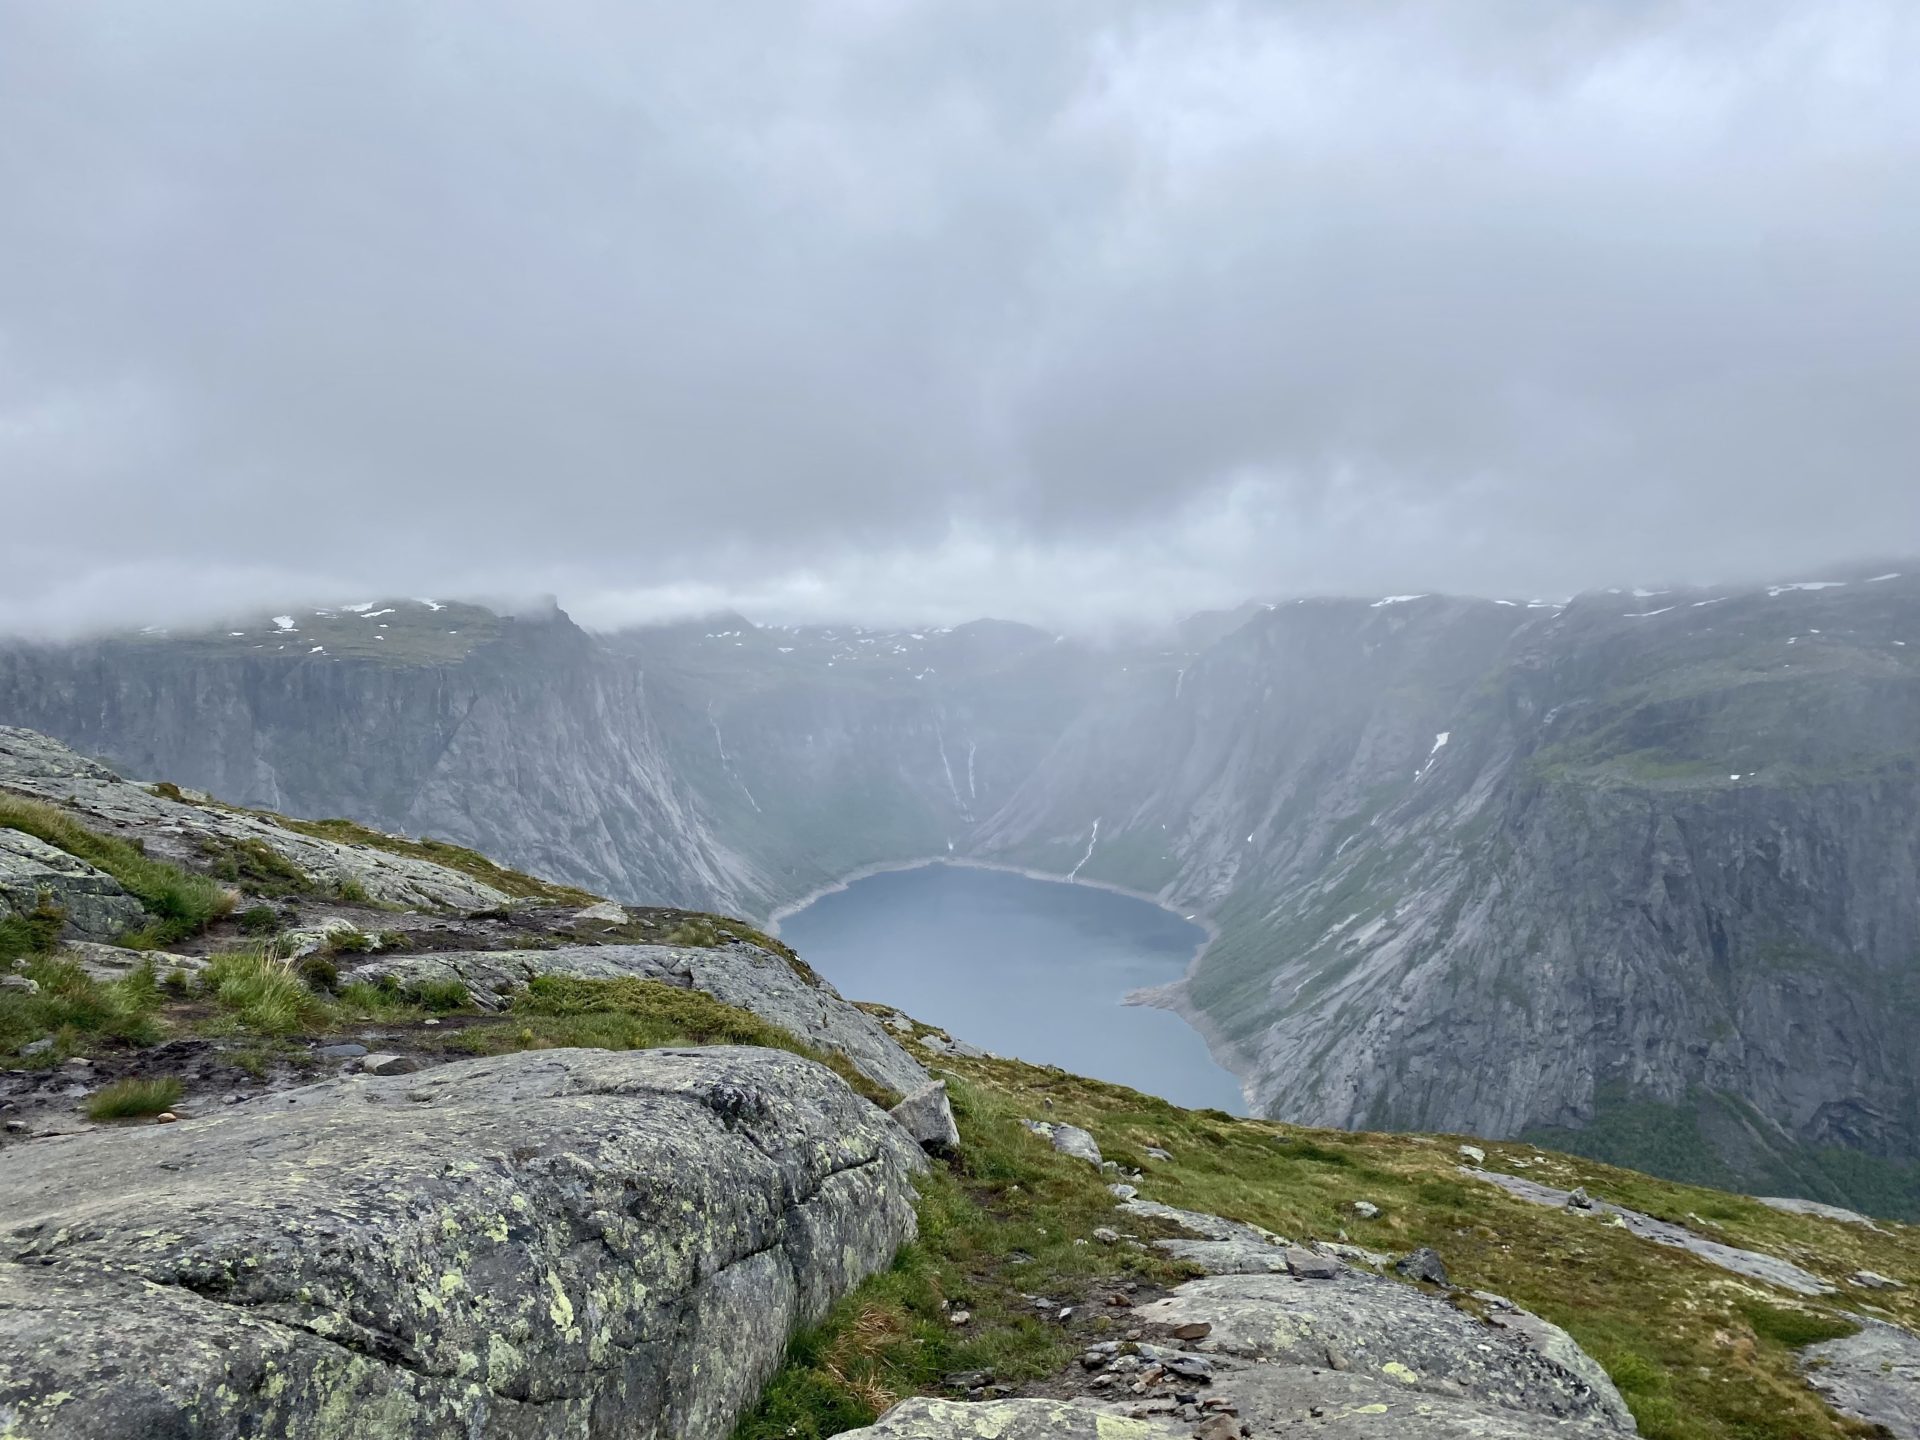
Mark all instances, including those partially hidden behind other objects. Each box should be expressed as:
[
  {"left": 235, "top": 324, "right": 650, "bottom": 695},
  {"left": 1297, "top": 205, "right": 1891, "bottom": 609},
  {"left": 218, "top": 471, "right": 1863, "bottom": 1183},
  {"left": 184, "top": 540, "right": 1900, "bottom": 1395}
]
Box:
[{"left": 778, "top": 863, "right": 1245, "bottom": 1113}]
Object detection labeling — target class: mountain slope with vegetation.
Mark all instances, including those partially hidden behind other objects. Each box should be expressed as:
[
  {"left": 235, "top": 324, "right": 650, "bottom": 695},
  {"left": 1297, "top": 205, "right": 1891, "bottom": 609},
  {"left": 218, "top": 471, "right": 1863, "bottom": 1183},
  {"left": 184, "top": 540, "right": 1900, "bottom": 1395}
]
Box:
[
  {"left": 3, "top": 728, "right": 1919, "bottom": 1439},
  {"left": 3, "top": 566, "right": 1917, "bottom": 1210}
]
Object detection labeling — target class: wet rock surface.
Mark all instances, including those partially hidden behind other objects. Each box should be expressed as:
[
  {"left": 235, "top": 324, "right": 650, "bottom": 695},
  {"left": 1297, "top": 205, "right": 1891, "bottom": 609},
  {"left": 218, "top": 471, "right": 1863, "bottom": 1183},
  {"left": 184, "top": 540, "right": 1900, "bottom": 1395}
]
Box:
[
  {"left": 0, "top": 827, "right": 146, "bottom": 939},
  {"left": 0, "top": 1046, "right": 925, "bottom": 1439}
]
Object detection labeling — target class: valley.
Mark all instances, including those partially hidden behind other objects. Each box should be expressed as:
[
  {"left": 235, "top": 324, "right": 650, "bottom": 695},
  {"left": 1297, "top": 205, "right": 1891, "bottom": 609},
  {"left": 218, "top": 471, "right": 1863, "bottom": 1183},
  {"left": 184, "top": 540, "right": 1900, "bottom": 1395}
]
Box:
[{"left": 3, "top": 564, "right": 1917, "bottom": 1211}]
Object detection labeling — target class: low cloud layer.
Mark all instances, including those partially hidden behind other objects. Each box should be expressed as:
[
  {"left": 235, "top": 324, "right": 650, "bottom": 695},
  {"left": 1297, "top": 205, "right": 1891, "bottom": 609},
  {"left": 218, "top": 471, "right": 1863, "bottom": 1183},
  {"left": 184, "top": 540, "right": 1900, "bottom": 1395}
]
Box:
[{"left": 2, "top": 1, "right": 1916, "bottom": 637}]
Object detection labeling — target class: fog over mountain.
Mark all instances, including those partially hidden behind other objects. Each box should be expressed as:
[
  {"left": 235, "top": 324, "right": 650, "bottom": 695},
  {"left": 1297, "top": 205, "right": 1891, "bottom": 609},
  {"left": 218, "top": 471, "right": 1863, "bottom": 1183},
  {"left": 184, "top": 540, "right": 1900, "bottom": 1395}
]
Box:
[{"left": 3, "top": 1, "right": 1918, "bottom": 636}]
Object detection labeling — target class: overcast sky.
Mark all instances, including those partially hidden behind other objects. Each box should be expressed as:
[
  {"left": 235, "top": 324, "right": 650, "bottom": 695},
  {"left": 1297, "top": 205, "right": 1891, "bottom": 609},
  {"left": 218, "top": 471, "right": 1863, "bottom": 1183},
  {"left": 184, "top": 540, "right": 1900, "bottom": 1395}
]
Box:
[{"left": 2, "top": 1, "right": 1916, "bottom": 637}]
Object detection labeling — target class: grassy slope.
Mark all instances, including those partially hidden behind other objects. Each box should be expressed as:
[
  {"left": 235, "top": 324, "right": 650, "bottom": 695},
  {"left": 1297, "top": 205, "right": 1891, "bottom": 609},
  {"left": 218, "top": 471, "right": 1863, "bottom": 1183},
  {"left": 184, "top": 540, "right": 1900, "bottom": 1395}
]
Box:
[{"left": 738, "top": 1024, "right": 1915, "bottom": 1440}]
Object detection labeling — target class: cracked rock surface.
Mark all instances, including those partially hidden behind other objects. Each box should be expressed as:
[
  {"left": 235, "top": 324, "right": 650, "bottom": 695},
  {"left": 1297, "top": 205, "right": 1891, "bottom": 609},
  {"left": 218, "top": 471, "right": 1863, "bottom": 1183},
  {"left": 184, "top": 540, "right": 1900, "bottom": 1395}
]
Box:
[{"left": 0, "top": 1046, "right": 925, "bottom": 1439}]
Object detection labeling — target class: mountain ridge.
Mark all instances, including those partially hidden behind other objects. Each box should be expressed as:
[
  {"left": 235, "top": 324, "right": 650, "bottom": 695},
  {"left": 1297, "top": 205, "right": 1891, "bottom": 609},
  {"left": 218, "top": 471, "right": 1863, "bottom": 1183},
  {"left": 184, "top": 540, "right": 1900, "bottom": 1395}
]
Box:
[{"left": 3, "top": 563, "right": 1915, "bottom": 1209}]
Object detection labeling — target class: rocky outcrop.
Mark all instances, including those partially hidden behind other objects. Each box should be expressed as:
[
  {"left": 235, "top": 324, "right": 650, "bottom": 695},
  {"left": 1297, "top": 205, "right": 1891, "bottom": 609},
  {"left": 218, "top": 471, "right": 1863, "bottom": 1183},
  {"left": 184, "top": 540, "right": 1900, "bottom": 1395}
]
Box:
[
  {"left": 1802, "top": 1320, "right": 1920, "bottom": 1439},
  {"left": 0, "top": 828, "right": 145, "bottom": 938},
  {"left": 0, "top": 727, "right": 510, "bottom": 911},
  {"left": 347, "top": 941, "right": 929, "bottom": 1097},
  {"left": 0, "top": 1046, "right": 925, "bottom": 1439},
  {"left": 845, "top": 1188, "right": 1635, "bottom": 1438},
  {"left": 1467, "top": 1166, "right": 1834, "bottom": 1295}
]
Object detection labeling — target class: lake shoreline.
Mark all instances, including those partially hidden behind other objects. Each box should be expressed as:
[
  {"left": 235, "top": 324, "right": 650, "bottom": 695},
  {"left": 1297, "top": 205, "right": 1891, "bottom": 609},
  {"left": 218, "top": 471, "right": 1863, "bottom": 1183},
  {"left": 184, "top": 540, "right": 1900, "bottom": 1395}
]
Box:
[{"left": 766, "top": 854, "right": 1257, "bottom": 1113}]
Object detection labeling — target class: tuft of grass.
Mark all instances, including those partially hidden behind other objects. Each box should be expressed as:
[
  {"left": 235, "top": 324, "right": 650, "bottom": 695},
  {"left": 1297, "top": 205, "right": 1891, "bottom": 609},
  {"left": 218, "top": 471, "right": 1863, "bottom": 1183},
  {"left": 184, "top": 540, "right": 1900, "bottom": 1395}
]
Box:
[
  {"left": 199, "top": 947, "right": 328, "bottom": 1036},
  {"left": 333, "top": 876, "right": 371, "bottom": 905},
  {"left": 236, "top": 904, "right": 283, "bottom": 934},
  {"left": 406, "top": 977, "right": 472, "bottom": 1012},
  {"left": 196, "top": 834, "right": 315, "bottom": 899},
  {"left": 1, "top": 891, "right": 66, "bottom": 966},
  {"left": 1, "top": 794, "right": 234, "bottom": 943},
  {"left": 86, "top": 1076, "right": 183, "bottom": 1120},
  {"left": 0, "top": 953, "right": 166, "bottom": 1061}
]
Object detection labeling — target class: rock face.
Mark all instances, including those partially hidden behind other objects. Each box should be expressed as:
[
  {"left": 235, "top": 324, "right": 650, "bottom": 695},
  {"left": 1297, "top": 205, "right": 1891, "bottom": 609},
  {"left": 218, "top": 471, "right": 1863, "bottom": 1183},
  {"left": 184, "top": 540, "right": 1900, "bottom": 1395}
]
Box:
[
  {"left": 0, "top": 827, "right": 146, "bottom": 939},
  {"left": 1802, "top": 1320, "right": 1920, "bottom": 1439},
  {"left": 0, "top": 1046, "right": 925, "bottom": 1439},
  {"left": 348, "top": 942, "right": 929, "bottom": 1097}
]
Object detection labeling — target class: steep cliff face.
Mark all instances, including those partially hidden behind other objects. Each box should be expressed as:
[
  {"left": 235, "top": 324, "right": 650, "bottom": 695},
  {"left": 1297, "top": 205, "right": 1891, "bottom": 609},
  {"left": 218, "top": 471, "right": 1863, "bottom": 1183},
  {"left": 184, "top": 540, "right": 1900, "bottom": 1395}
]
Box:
[
  {"left": 0, "top": 602, "right": 755, "bottom": 909},
  {"left": 3, "top": 571, "right": 1917, "bottom": 1202}
]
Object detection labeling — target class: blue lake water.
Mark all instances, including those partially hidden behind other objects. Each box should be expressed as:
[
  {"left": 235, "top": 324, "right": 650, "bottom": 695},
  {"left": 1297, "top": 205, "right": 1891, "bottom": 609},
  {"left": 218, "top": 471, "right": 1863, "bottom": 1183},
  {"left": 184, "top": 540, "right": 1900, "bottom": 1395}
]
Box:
[{"left": 777, "top": 863, "right": 1245, "bottom": 1113}]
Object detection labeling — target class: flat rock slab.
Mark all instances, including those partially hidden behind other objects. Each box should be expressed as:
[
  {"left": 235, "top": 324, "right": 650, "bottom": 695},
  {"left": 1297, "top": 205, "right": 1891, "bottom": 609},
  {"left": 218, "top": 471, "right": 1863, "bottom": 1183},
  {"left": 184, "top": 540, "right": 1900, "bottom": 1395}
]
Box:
[
  {"left": 1757, "top": 1196, "right": 1888, "bottom": 1232},
  {"left": 1467, "top": 1167, "right": 1834, "bottom": 1295},
  {"left": 1134, "top": 1271, "right": 1633, "bottom": 1434},
  {"left": 1119, "top": 1195, "right": 1303, "bottom": 1274},
  {"left": 0, "top": 1046, "right": 925, "bottom": 1439},
  {"left": 1802, "top": 1320, "right": 1920, "bottom": 1439},
  {"left": 351, "top": 943, "right": 930, "bottom": 1097}
]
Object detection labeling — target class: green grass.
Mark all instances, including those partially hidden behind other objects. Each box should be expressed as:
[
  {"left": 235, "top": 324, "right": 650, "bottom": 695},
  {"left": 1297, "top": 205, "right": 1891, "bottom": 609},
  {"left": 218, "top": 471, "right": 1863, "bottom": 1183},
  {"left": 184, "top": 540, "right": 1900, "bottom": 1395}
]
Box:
[
  {"left": 735, "top": 1076, "right": 1183, "bottom": 1437},
  {"left": 1, "top": 892, "right": 65, "bottom": 966},
  {"left": 0, "top": 953, "right": 167, "bottom": 1061},
  {"left": 736, "top": 1036, "right": 1914, "bottom": 1440},
  {"left": 196, "top": 833, "right": 316, "bottom": 899},
  {"left": 85, "top": 1076, "right": 183, "bottom": 1120},
  {"left": 198, "top": 948, "right": 329, "bottom": 1036},
  {"left": 1, "top": 793, "right": 234, "bottom": 943},
  {"left": 440, "top": 975, "right": 894, "bottom": 1105}
]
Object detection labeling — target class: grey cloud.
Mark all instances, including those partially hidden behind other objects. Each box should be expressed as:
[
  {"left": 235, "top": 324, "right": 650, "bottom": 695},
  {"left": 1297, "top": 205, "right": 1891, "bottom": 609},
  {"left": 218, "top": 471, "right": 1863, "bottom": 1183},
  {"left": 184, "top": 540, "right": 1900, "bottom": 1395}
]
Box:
[{"left": 1, "top": 0, "right": 1915, "bottom": 637}]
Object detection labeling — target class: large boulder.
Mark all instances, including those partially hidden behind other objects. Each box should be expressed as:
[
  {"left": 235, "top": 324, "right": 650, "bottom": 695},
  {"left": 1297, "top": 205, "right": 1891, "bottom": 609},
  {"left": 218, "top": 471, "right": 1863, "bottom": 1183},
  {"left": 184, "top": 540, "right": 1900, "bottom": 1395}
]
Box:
[
  {"left": 350, "top": 943, "right": 930, "bottom": 1096},
  {"left": 0, "top": 1046, "right": 925, "bottom": 1439},
  {"left": 0, "top": 828, "right": 146, "bottom": 940}
]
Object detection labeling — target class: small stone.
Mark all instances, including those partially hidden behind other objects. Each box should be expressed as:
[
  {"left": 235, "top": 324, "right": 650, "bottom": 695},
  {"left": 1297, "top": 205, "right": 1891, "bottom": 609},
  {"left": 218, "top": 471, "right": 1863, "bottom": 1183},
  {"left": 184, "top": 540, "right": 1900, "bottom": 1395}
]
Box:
[
  {"left": 1326, "top": 1344, "right": 1351, "bottom": 1371},
  {"left": 21, "top": 1038, "right": 53, "bottom": 1056},
  {"left": 61, "top": 1057, "right": 94, "bottom": 1071},
  {"left": 1851, "top": 1269, "right": 1904, "bottom": 1290},
  {"left": 315, "top": 1043, "right": 368, "bottom": 1059},
  {"left": 1172, "top": 1322, "right": 1212, "bottom": 1342},
  {"left": 942, "top": 1369, "right": 992, "bottom": 1389},
  {"left": 1049, "top": 1123, "right": 1102, "bottom": 1166},
  {"left": 3, "top": 1120, "right": 26, "bottom": 1134},
  {"left": 0, "top": 975, "right": 39, "bottom": 994},
  {"left": 1566, "top": 1186, "right": 1595, "bottom": 1210},
  {"left": 423, "top": 1018, "right": 441, "bottom": 1026},
  {"left": 1057, "top": 1306, "right": 1074, "bottom": 1322},
  {"left": 1285, "top": 1248, "right": 1339, "bottom": 1279},
  {"left": 1351, "top": 1199, "right": 1380, "bottom": 1219},
  {"left": 154, "top": 1112, "right": 178, "bottom": 1124},
  {"left": 221, "top": 1093, "right": 241, "bottom": 1105},
  {"left": 1458, "top": 1144, "right": 1486, "bottom": 1165},
  {"left": 1396, "top": 1246, "right": 1451, "bottom": 1286},
  {"left": 360, "top": 1053, "right": 421, "bottom": 1077},
  {"left": 1144, "top": 1146, "right": 1172, "bottom": 1161},
  {"left": 949, "top": 1309, "right": 971, "bottom": 1326},
  {"left": 1093, "top": 1226, "right": 1121, "bottom": 1245},
  {"left": 1109, "top": 1183, "right": 1139, "bottom": 1201},
  {"left": 1194, "top": 1416, "right": 1239, "bottom": 1440},
  {"left": 1163, "top": 1355, "right": 1212, "bottom": 1382}
]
